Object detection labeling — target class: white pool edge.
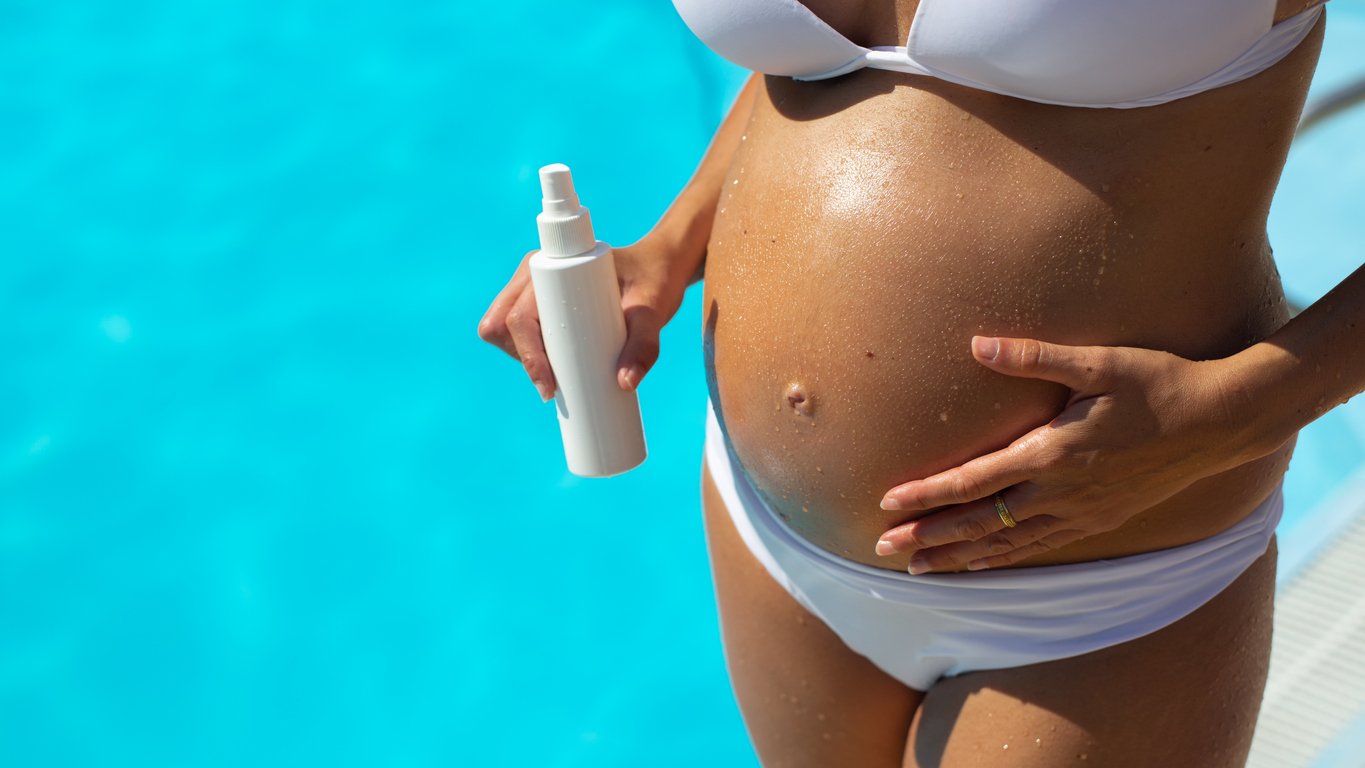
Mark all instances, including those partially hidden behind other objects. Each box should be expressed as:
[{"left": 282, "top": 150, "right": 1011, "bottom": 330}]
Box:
[{"left": 1276, "top": 461, "right": 1365, "bottom": 586}]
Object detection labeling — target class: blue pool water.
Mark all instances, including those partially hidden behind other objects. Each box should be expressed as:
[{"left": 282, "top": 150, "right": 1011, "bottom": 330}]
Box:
[
  {"left": 1, "top": 2, "right": 1361, "bottom": 766},
  {"left": 1267, "top": 1, "right": 1365, "bottom": 571}
]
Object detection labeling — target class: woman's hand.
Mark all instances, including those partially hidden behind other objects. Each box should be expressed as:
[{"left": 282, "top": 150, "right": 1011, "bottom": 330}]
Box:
[
  {"left": 477, "top": 236, "right": 701, "bottom": 400},
  {"left": 874, "top": 336, "right": 1268, "bottom": 574}
]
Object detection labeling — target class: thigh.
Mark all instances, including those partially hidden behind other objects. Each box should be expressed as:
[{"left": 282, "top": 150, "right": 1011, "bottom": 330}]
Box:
[
  {"left": 905, "top": 537, "right": 1278, "bottom": 768},
  {"left": 702, "top": 457, "right": 923, "bottom": 768}
]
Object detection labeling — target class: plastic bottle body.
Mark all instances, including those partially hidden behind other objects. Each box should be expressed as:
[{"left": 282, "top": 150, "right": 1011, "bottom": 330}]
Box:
[{"left": 529, "top": 241, "right": 647, "bottom": 477}]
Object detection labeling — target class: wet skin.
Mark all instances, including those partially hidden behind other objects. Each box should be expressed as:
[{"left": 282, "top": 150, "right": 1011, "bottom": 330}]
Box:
[{"left": 702, "top": 0, "right": 1323, "bottom": 570}]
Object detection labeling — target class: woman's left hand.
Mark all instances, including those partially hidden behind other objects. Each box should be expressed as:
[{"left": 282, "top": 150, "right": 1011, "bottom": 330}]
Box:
[{"left": 875, "top": 335, "right": 1262, "bottom": 574}]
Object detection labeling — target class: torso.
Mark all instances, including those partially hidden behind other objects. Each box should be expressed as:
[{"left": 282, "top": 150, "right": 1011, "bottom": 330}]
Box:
[{"left": 702, "top": 0, "right": 1325, "bottom": 570}]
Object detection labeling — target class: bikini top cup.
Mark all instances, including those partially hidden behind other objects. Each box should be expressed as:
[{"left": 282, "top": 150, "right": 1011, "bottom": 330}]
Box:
[{"left": 671, "top": 0, "right": 1326, "bottom": 108}]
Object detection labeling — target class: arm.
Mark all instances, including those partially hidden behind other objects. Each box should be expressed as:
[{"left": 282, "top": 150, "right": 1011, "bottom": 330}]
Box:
[
  {"left": 478, "top": 72, "right": 762, "bottom": 398},
  {"left": 873, "top": 261, "right": 1365, "bottom": 573},
  {"left": 641, "top": 71, "right": 763, "bottom": 288},
  {"left": 1226, "top": 260, "right": 1365, "bottom": 456}
]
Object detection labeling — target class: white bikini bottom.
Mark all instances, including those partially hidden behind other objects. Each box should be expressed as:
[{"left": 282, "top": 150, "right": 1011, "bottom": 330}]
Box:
[{"left": 703, "top": 398, "right": 1283, "bottom": 691}]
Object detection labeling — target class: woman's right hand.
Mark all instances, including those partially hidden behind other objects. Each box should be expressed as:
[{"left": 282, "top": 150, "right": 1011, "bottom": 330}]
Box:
[{"left": 477, "top": 235, "right": 703, "bottom": 401}]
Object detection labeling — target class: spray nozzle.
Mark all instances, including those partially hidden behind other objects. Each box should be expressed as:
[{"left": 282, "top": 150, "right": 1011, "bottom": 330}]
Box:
[
  {"left": 539, "top": 163, "right": 582, "bottom": 217},
  {"left": 536, "top": 163, "right": 597, "bottom": 257}
]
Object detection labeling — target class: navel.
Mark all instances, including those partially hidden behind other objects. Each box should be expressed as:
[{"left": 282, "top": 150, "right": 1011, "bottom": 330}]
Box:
[{"left": 784, "top": 382, "right": 815, "bottom": 417}]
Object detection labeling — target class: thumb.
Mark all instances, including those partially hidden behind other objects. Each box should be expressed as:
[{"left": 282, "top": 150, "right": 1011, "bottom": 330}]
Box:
[
  {"left": 971, "top": 336, "right": 1117, "bottom": 392},
  {"left": 616, "top": 304, "right": 663, "bottom": 390}
]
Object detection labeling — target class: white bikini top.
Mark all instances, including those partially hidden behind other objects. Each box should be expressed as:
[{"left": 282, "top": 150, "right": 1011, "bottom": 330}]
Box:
[{"left": 671, "top": 0, "right": 1326, "bottom": 108}]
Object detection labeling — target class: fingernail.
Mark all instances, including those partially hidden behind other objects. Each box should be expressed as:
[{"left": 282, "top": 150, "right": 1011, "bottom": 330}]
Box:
[
  {"left": 538, "top": 383, "right": 553, "bottom": 402},
  {"left": 973, "top": 336, "right": 1000, "bottom": 361},
  {"left": 875, "top": 539, "right": 896, "bottom": 556},
  {"left": 880, "top": 497, "right": 901, "bottom": 510},
  {"left": 620, "top": 365, "right": 643, "bottom": 390},
  {"left": 908, "top": 556, "right": 929, "bottom": 575},
  {"left": 967, "top": 560, "right": 988, "bottom": 571}
]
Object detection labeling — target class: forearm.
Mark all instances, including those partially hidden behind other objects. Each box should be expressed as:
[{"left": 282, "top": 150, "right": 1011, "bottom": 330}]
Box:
[
  {"left": 645, "top": 72, "right": 761, "bottom": 285},
  {"left": 1227, "top": 259, "right": 1365, "bottom": 456}
]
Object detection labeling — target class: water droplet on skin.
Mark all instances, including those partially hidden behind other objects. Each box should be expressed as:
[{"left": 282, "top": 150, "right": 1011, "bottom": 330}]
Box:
[{"left": 939, "top": 411, "right": 949, "bottom": 422}]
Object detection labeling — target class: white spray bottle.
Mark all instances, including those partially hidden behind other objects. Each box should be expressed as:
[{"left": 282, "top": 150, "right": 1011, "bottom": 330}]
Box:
[{"left": 529, "top": 163, "right": 647, "bottom": 477}]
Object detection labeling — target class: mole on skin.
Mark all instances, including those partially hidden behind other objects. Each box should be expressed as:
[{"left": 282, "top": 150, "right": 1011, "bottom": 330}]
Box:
[{"left": 785, "top": 382, "right": 815, "bottom": 417}]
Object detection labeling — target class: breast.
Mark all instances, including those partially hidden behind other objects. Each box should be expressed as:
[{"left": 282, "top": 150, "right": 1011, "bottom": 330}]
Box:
[
  {"left": 670, "top": 0, "right": 866, "bottom": 78},
  {"left": 701, "top": 71, "right": 1302, "bottom": 569},
  {"left": 908, "top": 0, "right": 1275, "bottom": 105}
]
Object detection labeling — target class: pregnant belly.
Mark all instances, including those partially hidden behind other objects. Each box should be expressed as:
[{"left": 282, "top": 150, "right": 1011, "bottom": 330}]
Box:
[{"left": 701, "top": 108, "right": 1293, "bottom": 570}]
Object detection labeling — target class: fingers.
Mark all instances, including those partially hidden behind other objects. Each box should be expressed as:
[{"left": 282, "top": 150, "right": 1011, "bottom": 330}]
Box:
[
  {"left": 875, "top": 485, "right": 1090, "bottom": 574},
  {"left": 477, "top": 250, "right": 558, "bottom": 401},
  {"left": 876, "top": 484, "right": 1107, "bottom": 573},
  {"left": 901, "top": 516, "right": 1076, "bottom": 574},
  {"left": 479, "top": 244, "right": 682, "bottom": 399},
  {"left": 477, "top": 251, "right": 535, "bottom": 361},
  {"left": 971, "top": 336, "right": 1123, "bottom": 393},
  {"left": 503, "top": 285, "right": 557, "bottom": 402},
  {"left": 616, "top": 303, "right": 663, "bottom": 391},
  {"left": 880, "top": 432, "right": 1045, "bottom": 511},
  {"left": 877, "top": 487, "right": 1037, "bottom": 556}
]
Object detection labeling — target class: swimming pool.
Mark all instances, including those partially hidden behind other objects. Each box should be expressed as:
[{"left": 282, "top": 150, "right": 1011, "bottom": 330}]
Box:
[
  {"left": 1266, "top": 1, "right": 1365, "bottom": 579},
  {"left": 1, "top": 1, "right": 1361, "bottom": 766}
]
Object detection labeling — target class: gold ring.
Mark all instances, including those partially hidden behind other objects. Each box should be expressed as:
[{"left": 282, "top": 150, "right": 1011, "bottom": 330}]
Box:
[{"left": 994, "top": 493, "right": 1017, "bottom": 528}]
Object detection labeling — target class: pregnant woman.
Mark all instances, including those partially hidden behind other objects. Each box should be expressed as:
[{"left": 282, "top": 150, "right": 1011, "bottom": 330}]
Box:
[{"left": 481, "top": 0, "right": 1363, "bottom": 764}]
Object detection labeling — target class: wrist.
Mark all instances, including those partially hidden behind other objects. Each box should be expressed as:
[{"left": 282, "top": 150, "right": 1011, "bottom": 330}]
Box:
[
  {"left": 1215, "top": 342, "right": 1304, "bottom": 464},
  {"left": 639, "top": 217, "right": 708, "bottom": 285}
]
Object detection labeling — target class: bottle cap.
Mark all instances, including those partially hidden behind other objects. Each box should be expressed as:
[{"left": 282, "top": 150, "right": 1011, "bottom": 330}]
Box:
[{"left": 536, "top": 164, "right": 597, "bottom": 257}]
